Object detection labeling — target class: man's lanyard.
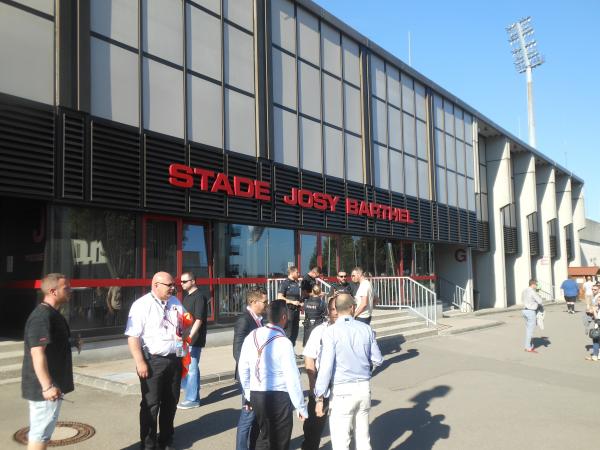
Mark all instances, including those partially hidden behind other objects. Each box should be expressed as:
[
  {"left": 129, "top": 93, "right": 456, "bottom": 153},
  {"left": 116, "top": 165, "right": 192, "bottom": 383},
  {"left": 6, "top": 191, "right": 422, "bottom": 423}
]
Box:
[
  {"left": 252, "top": 324, "right": 285, "bottom": 382},
  {"left": 151, "top": 293, "right": 177, "bottom": 330}
]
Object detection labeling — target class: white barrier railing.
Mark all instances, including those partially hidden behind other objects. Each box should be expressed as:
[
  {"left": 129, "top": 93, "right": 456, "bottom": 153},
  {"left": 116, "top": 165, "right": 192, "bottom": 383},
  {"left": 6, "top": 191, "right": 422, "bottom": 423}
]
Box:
[
  {"left": 452, "top": 285, "right": 473, "bottom": 312},
  {"left": 370, "top": 276, "right": 437, "bottom": 326}
]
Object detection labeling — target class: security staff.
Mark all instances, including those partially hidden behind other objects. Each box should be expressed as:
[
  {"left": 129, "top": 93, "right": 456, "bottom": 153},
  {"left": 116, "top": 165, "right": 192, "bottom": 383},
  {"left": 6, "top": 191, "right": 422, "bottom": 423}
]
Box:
[
  {"left": 302, "top": 285, "right": 327, "bottom": 346},
  {"left": 301, "top": 266, "right": 322, "bottom": 300},
  {"left": 331, "top": 270, "right": 353, "bottom": 295},
  {"left": 277, "top": 266, "right": 302, "bottom": 347},
  {"left": 126, "top": 271, "right": 186, "bottom": 450},
  {"left": 314, "top": 293, "right": 383, "bottom": 450}
]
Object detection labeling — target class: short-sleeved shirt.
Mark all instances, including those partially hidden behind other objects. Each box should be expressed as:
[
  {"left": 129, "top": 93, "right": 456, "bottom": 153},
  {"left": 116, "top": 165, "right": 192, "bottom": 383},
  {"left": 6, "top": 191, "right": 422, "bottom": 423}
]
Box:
[
  {"left": 22, "top": 303, "right": 74, "bottom": 401},
  {"left": 354, "top": 279, "right": 374, "bottom": 319},
  {"left": 183, "top": 289, "right": 208, "bottom": 348},
  {"left": 301, "top": 275, "right": 317, "bottom": 299},
  {"left": 331, "top": 282, "right": 352, "bottom": 295},
  {"left": 583, "top": 281, "right": 594, "bottom": 296},
  {"left": 561, "top": 279, "right": 579, "bottom": 297},
  {"left": 279, "top": 278, "right": 301, "bottom": 302},
  {"left": 125, "top": 293, "right": 185, "bottom": 356},
  {"left": 304, "top": 296, "right": 327, "bottom": 321}
]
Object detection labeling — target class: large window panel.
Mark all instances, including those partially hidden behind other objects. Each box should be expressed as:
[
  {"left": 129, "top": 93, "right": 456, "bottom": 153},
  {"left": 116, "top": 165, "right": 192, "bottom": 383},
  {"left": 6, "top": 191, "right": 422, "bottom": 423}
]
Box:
[
  {"left": 91, "top": 38, "right": 139, "bottom": 127},
  {"left": 0, "top": 5, "right": 54, "bottom": 105},
  {"left": 445, "top": 134, "right": 456, "bottom": 171},
  {"left": 434, "top": 129, "right": 445, "bottom": 166},
  {"left": 447, "top": 171, "right": 457, "bottom": 207},
  {"left": 324, "top": 126, "right": 344, "bottom": 178},
  {"left": 457, "top": 174, "right": 467, "bottom": 209},
  {"left": 418, "top": 159, "right": 430, "bottom": 199},
  {"left": 415, "top": 82, "right": 426, "bottom": 120},
  {"left": 143, "top": 0, "right": 183, "bottom": 65},
  {"left": 297, "top": 8, "right": 319, "bottom": 66},
  {"left": 342, "top": 36, "right": 360, "bottom": 86},
  {"left": 345, "top": 133, "right": 363, "bottom": 183},
  {"left": 298, "top": 62, "right": 320, "bottom": 118},
  {"left": 373, "top": 144, "right": 389, "bottom": 189},
  {"left": 466, "top": 144, "right": 475, "bottom": 178},
  {"left": 194, "top": 0, "right": 220, "bottom": 14},
  {"left": 224, "top": 24, "right": 254, "bottom": 94},
  {"left": 321, "top": 23, "right": 341, "bottom": 77},
  {"left": 13, "top": 0, "right": 54, "bottom": 15},
  {"left": 344, "top": 84, "right": 362, "bottom": 135},
  {"left": 273, "top": 106, "right": 298, "bottom": 166},
  {"left": 464, "top": 113, "right": 473, "bottom": 146},
  {"left": 390, "top": 149, "right": 404, "bottom": 193},
  {"left": 444, "top": 100, "right": 455, "bottom": 135},
  {"left": 433, "top": 94, "right": 444, "bottom": 129},
  {"left": 480, "top": 164, "right": 488, "bottom": 193},
  {"left": 225, "top": 89, "right": 256, "bottom": 156},
  {"left": 271, "top": 0, "right": 295, "bottom": 53},
  {"left": 436, "top": 167, "right": 446, "bottom": 203},
  {"left": 371, "top": 55, "right": 386, "bottom": 99},
  {"left": 467, "top": 178, "right": 475, "bottom": 211},
  {"left": 372, "top": 98, "right": 387, "bottom": 145},
  {"left": 323, "top": 74, "right": 342, "bottom": 127},
  {"left": 300, "top": 117, "right": 322, "bottom": 173},
  {"left": 455, "top": 107, "right": 464, "bottom": 141},
  {"left": 143, "top": 58, "right": 183, "bottom": 138},
  {"left": 92, "top": 0, "right": 138, "bottom": 47},
  {"left": 186, "top": 5, "right": 221, "bottom": 81},
  {"left": 388, "top": 106, "right": 402, "bottom": 150},
  {"left": 187, "top": 75, "right": 222, "bottom": 148},
  {"left": 416, "top": 119, "right": 427, "bottom": 160},
  {"left": 224, "top": 0, "right": 253, "bottom": 32},
  {"left": 387, "top": 66, "right": 401, "bottom": 108},
  {"left": 273, "top": 48, "right": 297, "bottom": 109},
  {"left": 401, "top": 75, "right": 415, "bottom": 115},
  {"left": 404, "top": 154, "right": 417, "bottom": 197},
  {"left": 403, "top": 112, "right": 415, "bottom": 155},
  {"left": 456, "top": 140, "right": 466, "bottom": 175}
]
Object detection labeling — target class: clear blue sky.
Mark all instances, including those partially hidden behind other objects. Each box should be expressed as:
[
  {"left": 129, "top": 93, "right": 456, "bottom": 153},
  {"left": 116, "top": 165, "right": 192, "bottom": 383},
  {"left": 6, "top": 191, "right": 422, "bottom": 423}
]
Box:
[{"left": 317, "top": 0, "right": 600, "bottom": 222}]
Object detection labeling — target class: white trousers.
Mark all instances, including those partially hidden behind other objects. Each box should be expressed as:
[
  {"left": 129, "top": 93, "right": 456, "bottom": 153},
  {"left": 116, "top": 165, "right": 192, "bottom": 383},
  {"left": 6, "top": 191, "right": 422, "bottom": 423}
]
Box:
[{"left": 329, "top": 380, "right": 371, "bottom": 450}]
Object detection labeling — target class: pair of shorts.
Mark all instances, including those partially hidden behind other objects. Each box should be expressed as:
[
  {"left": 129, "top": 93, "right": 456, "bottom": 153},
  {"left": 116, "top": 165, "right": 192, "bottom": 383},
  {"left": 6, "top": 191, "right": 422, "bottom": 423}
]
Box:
[
  {"left": 565, "top": 296, "right": 577, "bottom": 302},
  {"left": 28, "top": 399, "right": 62, "bottom": 442}
]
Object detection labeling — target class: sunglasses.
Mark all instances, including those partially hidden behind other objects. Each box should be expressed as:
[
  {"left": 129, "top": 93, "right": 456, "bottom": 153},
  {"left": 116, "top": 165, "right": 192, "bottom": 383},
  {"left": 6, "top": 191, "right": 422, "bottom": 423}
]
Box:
[
  {"left": 180, "top": 279, "right": 193, "bottom": 284},
  {"left": 338, "top": 275, "right": 347, "bottom": 278},
  {"left": 156, "top": 282, "right": 175, "bottom": 288}
]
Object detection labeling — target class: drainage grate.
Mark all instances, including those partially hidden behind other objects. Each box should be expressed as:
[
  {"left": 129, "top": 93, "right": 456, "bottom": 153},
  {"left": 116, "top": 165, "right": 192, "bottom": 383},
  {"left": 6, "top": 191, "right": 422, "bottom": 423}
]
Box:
[{"left": 13, "top": 421, "right": 95, "bottom": 446}]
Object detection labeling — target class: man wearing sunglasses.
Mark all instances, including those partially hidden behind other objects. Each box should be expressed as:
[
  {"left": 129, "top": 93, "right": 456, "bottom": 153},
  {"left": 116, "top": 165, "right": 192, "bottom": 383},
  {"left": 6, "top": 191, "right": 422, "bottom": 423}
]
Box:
[
  {"left": 126, "top": 272, "right": 186, "bottom": 450},
  {"left": 331, "top": 271, "right": 353, "bottom": 295}
]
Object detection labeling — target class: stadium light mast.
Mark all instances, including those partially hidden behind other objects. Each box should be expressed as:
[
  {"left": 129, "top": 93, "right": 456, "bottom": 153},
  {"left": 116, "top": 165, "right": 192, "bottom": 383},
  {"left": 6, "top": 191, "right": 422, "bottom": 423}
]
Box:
[{"left": 506, "top": 16, "right": 545, "bottom": 148}]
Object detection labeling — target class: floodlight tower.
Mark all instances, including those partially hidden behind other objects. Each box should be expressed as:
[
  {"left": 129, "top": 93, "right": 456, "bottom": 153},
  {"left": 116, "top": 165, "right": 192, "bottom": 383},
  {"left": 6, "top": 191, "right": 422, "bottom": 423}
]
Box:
[{"left": 506, "top": 17, "right": 545, "bottom": 148}]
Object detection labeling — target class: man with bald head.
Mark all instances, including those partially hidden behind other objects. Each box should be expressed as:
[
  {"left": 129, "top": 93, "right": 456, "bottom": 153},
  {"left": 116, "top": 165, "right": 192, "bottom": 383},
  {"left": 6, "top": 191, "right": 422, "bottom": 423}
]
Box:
[{"left": 126, "top": 272, "right": 185, "bottom": 450}]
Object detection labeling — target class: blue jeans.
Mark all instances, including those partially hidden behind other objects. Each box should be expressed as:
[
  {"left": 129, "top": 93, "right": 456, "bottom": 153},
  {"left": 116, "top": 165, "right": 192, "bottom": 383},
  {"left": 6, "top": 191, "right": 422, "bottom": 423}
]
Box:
[
  {"left": 592, "top": 339, "right": 599, "bottom": 357},
  {"left": 522, "top": 309, "right": 537, "bottom": 349},
  {"left": 236, "top": 393, "right": 257, "bottom": 450},
  {"left": 183, "top": 346, "right": 201, "bottom": 403}
]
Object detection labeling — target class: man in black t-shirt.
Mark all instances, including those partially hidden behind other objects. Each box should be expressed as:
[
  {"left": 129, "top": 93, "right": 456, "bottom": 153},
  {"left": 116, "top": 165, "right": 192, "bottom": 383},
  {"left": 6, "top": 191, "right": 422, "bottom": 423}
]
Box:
[
  {"left": 277, "top": 266, "right": 302, "bottom": 348},
  {"left": 301, "top": 266, "right": 322, "bottom": 301},
  {"left": 331, "top": 270, "right": 353, "bottom": 295},
  {"left": 178, "top": 272, "right": 208, "bottom": 410},
  {"left": 22, "top": 273, "right": 75, "bottom": 449}
]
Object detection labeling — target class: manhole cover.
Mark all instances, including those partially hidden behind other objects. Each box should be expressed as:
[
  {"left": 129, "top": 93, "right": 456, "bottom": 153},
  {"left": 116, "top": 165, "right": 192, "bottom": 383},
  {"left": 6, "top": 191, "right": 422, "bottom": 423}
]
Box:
[{"left": 13, "top": 421, "right": 95, "bottom": 446}]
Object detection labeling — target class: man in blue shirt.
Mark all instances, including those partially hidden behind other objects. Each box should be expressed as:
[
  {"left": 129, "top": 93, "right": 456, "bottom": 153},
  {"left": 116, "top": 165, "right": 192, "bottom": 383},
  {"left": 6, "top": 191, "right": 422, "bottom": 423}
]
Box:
[
  {"left": 561, "top": 277, "right": 579, "bottom": 314},
  {"left": 314, "top": 293, "right": 383, "bottom": 450}
]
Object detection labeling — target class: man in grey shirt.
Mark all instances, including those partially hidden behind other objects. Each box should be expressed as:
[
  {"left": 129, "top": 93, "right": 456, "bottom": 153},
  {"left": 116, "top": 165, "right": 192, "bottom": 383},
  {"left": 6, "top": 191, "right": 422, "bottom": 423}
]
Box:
[{"left": 521, "top": 278, "right": 543, "bottom": 353}]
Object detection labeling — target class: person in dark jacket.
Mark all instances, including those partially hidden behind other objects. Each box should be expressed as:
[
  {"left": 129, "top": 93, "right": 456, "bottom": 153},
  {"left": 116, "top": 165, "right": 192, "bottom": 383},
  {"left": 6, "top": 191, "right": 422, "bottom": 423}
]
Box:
[
  {"left": 233, "top": 287, "right": 268, "bottom": 450},
  {"left": 303, "top": 285, "right": 327, "bottom": 346},
  {"left": 331, "top": 270, "right": 353, "bottom": 295}
]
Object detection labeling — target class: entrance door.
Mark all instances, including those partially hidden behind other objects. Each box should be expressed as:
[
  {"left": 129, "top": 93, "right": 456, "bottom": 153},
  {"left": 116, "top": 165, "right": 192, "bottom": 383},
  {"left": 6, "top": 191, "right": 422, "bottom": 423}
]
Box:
[{"left": 297, "top": 232, "right": 339, "bottom": 278}]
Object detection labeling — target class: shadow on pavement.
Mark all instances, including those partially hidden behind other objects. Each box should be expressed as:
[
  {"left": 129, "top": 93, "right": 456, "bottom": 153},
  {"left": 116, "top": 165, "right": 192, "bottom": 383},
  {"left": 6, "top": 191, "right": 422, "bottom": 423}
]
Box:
[
  {"left": 532, "top": 336, "right": 551, "bottom": 349},
  {"left": 370, "top": 385, "right": 451, "bottom": 450},
  {"left": 174, "top": 407, "right": 239, "bottom": 449},
  {"left": 374, "top": 349, "right": 420, "bottom": 376},
  {"left": 201, "top": 382, "right": 239, "bottom": 407}
]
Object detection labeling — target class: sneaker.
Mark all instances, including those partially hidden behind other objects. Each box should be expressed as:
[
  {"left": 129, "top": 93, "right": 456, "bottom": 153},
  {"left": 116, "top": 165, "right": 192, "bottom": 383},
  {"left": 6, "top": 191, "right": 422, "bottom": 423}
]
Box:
[
  {"left": 177, "top": 401, "right": 200, "bottom": 410},
  {"left": 586, "top": 355, "right": 599, "bottom": 361},
  {"left": 524, "top": 348, "right": 538, "bottom": 353}
]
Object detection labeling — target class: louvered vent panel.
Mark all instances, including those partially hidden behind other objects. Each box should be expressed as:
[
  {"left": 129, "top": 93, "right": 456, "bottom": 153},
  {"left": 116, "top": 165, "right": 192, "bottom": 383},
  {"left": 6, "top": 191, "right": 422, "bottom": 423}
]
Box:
[
  {"left": 459, "top": 209, "right": 469, "bottom": 243},
  {"left": 391, "top": 193, "right": 406, "bottom": 237},
  {"left": 91, "top": 122, "right": 140, "bottom": 207},
  {"left": 437, "top": 204, "right": 449, "bottom": 242},
  {"left": 503, "top": 226, "right": 518, "bottom": 254},
  {"left": 227, "top": 154, "right": 259, "bottom": 222},
  {"left": 419, "top": 199, "right": 433, "bottom": 240},
  {"left": 62, "top": 113, "right": 85, "bottom": 199},
  {"left": 374, "top": 189, "right": 391, "bottom": 235},
  {"left": 274, "top": 165, "right": 300, "bottom": 225},
  {"left": 189, "top": 145, "right": 225, "bottom": 217},
  {"left": 406, "top": 196, "right": 419, "bottom": 239},
  {"left": 301, "top": 172, "right": 325, "bottom": 229},
  {"left": 468, "top": 212, "right": 478, "bottom": 246},
  {"left": 259, "top": 160, "right": 273, "bottom": 222},
  {"left": 449, "top": 207, "right": 460, "bottom": 242},
  {"left": 145, "top": 135, "right": 185, "bottom": 212},
  {"left": 346, "top": 182, "right": 366, "bottom": 233},
  {"left": 549, "top": 236, "right": 557, "bottom": 258},
  {"left": 0, "top": 102, "right": 54, "bottom": 196},
  {"left": 566, "top": 238, "right": 573, "bottom": 261},
  {"left": 529, "top": 231, "right": 539, "bottom": 256},
  {"left": 325, "top": 177, "right": 345, "bottom": 230},
  {"left": 477, "top": 221, "right": 489, "bottom": 251}
]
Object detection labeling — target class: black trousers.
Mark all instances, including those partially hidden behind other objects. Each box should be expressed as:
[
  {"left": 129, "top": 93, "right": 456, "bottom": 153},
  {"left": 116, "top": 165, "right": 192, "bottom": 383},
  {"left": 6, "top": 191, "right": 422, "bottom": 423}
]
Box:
[
  {"left": 301, "top": 396, "right": 329, "bottom": 450},
  {"left": 251, "top": 391, "right": 293, "bottom": 450},
  {"left": 302, "top": 319, "right": 323, "bottom": 346},
  {"left": 139, "top": 354, "right": 182, "bottom": 450},
  {"left": 355, "top": 316, "right": 372, "bottom": 325},
  {"left": 285, "top": 307, "right": 300, "bottom": 347}
]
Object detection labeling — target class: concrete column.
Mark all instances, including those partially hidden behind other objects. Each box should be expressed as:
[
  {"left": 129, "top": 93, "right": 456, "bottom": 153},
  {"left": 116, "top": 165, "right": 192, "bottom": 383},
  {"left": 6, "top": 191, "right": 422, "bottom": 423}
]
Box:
[
  {"left": 535, "top": 164, "right": 556, "bottom": 296},
  {"left": 512, "top": 153, "right": 537, "bottom": 305},
  {"left": 571, "top": 182, "right": 586, "bottom": 266},
  {"left": 483, "top": 137, "right": 511, "bottom": 308},
  {"left": 554, "top": 175, "right": 572, "bottom": 294}
]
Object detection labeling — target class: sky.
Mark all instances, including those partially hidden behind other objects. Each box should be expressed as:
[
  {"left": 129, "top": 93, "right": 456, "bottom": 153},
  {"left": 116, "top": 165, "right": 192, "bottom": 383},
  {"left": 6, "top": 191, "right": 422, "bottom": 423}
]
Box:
[{"left": 316, "top": 0, "right": 600, "bottom": 222}]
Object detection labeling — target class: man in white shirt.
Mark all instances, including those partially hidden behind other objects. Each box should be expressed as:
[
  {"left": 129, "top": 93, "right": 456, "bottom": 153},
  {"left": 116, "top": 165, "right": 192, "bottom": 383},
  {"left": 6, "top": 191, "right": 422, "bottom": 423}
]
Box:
[
  {"left": 583, "top": 276, "right": 595, "bottom": 309},
  {"left": 351, "top": 267, "right": 374, "bottom": 325},
  {"left": 125, "top": 272, "right": 185, "bottom": 450},
  {"left": 238, "top": 300, "right": 307, "bottom": 450},
  {"left": 301, "top": 296, "right": 338, "bottom": 450}
]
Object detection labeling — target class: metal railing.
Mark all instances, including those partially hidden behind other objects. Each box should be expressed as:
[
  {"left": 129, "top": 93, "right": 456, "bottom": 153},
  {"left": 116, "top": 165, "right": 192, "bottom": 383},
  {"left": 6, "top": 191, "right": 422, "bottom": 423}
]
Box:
[
  {"left": 536, "top": 280, "right": 555, "bottom": 302},
  {"left": 453, "top": 285, "right": 473, "bottom": 312},
  {"left": 371, "top": 276, "right": 437, "bottom": 326}
]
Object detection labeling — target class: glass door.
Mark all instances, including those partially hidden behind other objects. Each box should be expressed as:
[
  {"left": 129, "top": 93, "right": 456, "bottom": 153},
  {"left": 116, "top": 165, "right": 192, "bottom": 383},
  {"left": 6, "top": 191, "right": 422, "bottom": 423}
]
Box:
[
  {"left": 143, "top": 217, "right": 179, "bottom": 278},
  {"left": 298, "top": 232, "right": 339, "bottom": 278},
  {"left": 298, "top": 232, "right": 318, "bottom": 276}
]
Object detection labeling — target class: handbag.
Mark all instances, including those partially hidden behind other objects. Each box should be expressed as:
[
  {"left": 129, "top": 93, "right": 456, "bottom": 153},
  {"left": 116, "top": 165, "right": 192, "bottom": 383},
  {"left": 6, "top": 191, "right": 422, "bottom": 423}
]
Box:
[{"left": 589, "top": 325, "right": 600, "bottom": 340}]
